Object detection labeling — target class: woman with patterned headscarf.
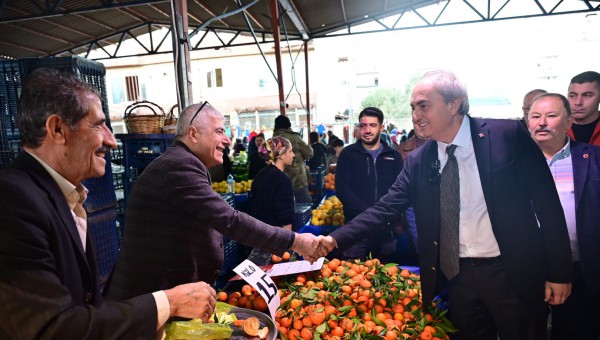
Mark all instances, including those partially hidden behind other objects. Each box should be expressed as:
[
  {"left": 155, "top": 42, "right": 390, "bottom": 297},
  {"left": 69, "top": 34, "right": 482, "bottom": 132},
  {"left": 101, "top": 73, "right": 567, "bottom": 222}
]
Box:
[{"left": 250, "top": 136, "right": 296, "bottom": 231}]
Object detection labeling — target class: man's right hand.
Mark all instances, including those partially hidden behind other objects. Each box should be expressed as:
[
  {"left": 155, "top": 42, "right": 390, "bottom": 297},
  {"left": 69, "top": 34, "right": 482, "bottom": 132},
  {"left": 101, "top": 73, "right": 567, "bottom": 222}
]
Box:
[
  {"left": 164, "top": 282, "right": 216, "bottom": 322},
  {"left": 291, "top": 233, "right": 338, "bottom": 262}
]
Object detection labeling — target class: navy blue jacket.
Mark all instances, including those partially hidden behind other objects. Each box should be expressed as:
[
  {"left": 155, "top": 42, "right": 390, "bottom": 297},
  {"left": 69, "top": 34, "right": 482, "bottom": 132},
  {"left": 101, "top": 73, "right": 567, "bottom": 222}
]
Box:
[
  {"left": 571, "top": 141, "right": 600, "bottom": 293},
  {"left": 335, "top": 141, "right": 403, "bottom": 222}
]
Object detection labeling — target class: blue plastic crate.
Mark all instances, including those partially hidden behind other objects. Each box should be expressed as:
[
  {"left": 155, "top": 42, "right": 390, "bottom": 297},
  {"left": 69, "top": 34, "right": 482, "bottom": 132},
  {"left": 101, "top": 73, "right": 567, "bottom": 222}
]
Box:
[
  {"left": 0, "top": 148, "right": 19, "bottom": 169},
  {"left": 220, "top": 193, "right": 235, "bottom": 208},
  {"left": 18, "top": 56, "right": 111, "bottom": 131},
  {"left": 116, "top": 134, "right": 174, "bottom": 169},
  {"left": 112, "top": 170, "right": 124, "bottom": 190},
  {"left": 115, "top": 134, "right": 174, "bottom": 206},
  {"left": 87, "top": 207, "right": 119, "bottom": 292},
  {"left": 298, "top": 224, "right": 338, "bottom": 236},
  {"left": 0, "top": 61, "right": 23, "bottom": 148},
  {"left": 110, "top": 144, "right": 123, "bottom": 164},
  {"left": 82, "top": 153, "right": 117, "bottom": 214},
  {"left": 214, "top": 237, "right": 247, "bottom": 289},
  {"left": 294, "top": 203, "right": 312, "bottom": 231}
]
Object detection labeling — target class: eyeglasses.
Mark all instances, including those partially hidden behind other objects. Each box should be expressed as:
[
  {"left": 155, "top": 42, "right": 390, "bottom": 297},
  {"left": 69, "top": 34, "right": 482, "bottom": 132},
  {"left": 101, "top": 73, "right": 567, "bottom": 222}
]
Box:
[{"left": 189, "top": 101, "right": 209, "bottom": 126}]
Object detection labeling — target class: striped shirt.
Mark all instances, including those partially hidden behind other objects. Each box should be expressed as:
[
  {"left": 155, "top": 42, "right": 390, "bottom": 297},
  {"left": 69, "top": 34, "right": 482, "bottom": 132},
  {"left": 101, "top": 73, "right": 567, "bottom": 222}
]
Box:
[{"left": 546, "top": 139, "right": 578, "bottom": 261}]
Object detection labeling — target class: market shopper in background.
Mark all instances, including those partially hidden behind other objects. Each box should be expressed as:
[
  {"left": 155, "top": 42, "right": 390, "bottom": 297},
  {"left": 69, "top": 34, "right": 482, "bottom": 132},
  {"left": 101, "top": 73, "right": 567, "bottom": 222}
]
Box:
[
  {"left": 0, "top": 68, "right": 216, "bottom": 339},
  {"left": 273, "top": 115, "right": 314, "bottom": 203},
  {"left": 567, "top": 71, "right": 600, "bottom": 146},
  {"left": 521, "top": 88, "right": 547, "bottom": 127},
  {"left": 248, "top": 132, "right": 267, "bottom": 179},
  {"left": 395, "top": 128, "right": 428, "bottom": 263},
  {"left": 527, "top": 93, "right": 600, "bottom": 340},
  {"left": 322, "top": 70, "right": 573, "bottom": 340},
  {"left": 107, "top": 104, "right": 327, "bottom": 302},
  {"left": 326, "top": 130, "right": 342, "bottom": 155},
  {"left": 335, "top": 107, "right": 403, "bottom": 262},
  {"left": 250, "top": 137, "right": 295, "bottom": 231},
  {"left": 308, "top": 131, "right": 328, "bottom": 171},
  {"left": 326, "top": 138, "right": 344, "bottom": 173}
]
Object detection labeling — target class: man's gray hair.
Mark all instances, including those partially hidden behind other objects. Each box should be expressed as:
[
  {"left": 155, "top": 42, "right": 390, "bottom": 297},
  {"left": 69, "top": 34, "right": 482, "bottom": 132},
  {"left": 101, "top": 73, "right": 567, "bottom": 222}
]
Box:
[
  {"left": 175, "top": 102, "right": 223, "bottom": 138},
  {"left": 421, "top": 70, "right": 470, "bottom": 115}
]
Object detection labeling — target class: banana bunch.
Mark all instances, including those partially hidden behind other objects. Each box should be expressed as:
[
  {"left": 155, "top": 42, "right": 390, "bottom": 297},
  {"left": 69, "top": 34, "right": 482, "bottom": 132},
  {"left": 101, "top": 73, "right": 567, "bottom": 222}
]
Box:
[{"left": 311, "top": 196, "right": 344, "bottom": 226}]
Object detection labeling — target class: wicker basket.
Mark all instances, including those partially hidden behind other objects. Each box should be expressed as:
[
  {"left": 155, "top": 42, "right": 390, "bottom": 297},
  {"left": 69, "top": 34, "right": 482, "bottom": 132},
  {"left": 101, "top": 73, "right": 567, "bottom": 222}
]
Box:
[
  {"left": 124, "top": 101, "right": 165, "bottom": 134},
  {"left": 162, "top": 104, "right": 179, "bottom": 134}
]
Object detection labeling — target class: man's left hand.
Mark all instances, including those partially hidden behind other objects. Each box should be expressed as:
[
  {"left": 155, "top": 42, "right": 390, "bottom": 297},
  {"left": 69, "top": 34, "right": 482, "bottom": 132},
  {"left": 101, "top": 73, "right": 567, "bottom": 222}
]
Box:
[{"left": 544, "top": 281, "right": 572, "bottom": 305}]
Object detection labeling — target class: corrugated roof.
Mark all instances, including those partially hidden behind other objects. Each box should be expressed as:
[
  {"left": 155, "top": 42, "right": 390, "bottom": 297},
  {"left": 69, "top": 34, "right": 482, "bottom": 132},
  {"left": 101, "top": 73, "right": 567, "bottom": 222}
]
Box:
[{"left": 0, "top": 0, "right": 598, "bottom": 60}]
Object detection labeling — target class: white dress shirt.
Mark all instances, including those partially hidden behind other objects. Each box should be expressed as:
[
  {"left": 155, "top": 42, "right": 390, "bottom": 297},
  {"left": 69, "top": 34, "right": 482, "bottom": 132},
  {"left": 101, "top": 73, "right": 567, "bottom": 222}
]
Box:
[
  {"left": 437, "top": 117, "right": 501, "bottom": 258},
  {"left": 26, "top": 151, "right": 170, "bottom": 329}
]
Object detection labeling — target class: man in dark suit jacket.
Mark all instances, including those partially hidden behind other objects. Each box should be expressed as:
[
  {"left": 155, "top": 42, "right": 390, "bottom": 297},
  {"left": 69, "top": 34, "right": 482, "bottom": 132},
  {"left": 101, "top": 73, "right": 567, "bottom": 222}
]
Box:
[
  {"left": 0, "top": 68, "right": 216, "bottom": 339},
  {"left": 107, "top": 102, "right": 326, "bottom": 301},
  {"left": 527, "top": 93, "right": 600, "bottom": 340},
  {"left": 321, "top": 70, "right": 573, "bottom": 340}
]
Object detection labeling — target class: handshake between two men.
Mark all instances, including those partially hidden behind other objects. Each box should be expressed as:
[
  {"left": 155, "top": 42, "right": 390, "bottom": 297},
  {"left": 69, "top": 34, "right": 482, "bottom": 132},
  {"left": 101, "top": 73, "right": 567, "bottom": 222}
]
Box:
[{"left": 289, "top": 233, "right": 338, "bottom": 263}]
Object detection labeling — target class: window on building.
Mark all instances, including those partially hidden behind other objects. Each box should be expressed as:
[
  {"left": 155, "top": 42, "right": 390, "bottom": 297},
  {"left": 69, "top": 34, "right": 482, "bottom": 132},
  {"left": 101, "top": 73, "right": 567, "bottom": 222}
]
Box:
[
  {"left": 110, "top": 76, "right": 125, "bottom": 104},
  {"left": 207, "top": 68, "right": 223, "bottom": 88}
]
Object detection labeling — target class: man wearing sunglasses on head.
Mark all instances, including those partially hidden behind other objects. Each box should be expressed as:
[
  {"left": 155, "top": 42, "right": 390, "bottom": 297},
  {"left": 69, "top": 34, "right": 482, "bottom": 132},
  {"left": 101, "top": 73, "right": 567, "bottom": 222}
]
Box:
[{"left": 107, "top": 102, "right": 332, "bottom": 302}]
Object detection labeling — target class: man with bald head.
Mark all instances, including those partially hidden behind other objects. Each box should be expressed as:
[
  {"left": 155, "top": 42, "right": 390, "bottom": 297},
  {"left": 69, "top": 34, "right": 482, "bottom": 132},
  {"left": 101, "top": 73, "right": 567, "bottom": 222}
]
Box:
[
  {"left": 107, "top": 102, "right": 328, "bottom": 301},
  {"left": 528, "top": 93, "right": 600, "bottom": 340}
]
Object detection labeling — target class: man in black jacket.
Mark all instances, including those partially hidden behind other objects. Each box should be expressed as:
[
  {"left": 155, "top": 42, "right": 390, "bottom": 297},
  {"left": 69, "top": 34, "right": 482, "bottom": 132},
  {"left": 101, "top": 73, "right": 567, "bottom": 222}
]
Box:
[{"left": 334, "top": 107, "right": 403, "bottom": 261}]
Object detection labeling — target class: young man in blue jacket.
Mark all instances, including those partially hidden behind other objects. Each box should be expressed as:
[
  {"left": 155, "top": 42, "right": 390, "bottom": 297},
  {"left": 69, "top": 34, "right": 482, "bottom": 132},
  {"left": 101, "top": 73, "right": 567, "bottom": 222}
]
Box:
[{"left": 334, "top": 107, "right": 404, "bottom": 261}]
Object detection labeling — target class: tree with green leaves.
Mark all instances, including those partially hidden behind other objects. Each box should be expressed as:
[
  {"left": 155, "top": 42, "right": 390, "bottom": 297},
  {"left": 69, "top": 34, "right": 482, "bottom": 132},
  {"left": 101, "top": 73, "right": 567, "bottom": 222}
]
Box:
[{"left": 360, "top": 74, "right": 421, "bottom": 121}]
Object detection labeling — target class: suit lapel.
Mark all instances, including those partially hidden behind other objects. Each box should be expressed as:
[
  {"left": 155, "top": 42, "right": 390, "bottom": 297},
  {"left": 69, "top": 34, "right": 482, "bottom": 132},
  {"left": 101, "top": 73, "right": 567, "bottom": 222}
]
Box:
[
  {"left": 422, "top": 141, "right": 441, "bottom": 232},
  {"left": 469, "top": 117, "right": 493, "bottom": 212},
  {"left": 17, "top": 152, "right": 89, "bottom": 262},
  {"left": 571, "top": 142, "right": 588, "bottom": 211}
]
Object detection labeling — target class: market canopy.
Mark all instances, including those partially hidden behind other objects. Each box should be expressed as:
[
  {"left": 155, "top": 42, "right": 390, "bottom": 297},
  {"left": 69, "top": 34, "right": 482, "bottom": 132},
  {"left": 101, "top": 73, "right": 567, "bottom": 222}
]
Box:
[{"left": 1, "top": 0, "right": 599, "bottom": 60}]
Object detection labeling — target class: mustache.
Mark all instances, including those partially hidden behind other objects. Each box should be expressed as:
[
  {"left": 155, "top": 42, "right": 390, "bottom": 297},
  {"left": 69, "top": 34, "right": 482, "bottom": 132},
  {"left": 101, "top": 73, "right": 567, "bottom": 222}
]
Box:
[
  {"left": 534, "top": 127, "right": 552, "bottom": 134},
  {"left": 95, "top": 145, "right": 111, "bottom": 154}
]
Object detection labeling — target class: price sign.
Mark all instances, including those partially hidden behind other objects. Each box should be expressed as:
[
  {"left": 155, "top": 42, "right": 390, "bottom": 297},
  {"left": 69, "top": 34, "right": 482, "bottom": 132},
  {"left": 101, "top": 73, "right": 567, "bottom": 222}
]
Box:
[{"left": 233, "top": 259, "right": 281, "bottom": 319}]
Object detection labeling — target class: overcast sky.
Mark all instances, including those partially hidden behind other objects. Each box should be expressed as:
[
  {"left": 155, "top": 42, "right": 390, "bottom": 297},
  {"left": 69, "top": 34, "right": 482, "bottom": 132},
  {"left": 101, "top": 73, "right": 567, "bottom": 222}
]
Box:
[{"left": 313, "top": 8, "right": 599, "bottom": 118}]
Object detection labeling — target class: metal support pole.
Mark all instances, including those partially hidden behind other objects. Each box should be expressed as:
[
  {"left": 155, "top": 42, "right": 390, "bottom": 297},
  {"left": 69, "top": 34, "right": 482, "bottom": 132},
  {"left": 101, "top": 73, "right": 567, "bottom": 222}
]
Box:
[
  {"left": 304, "top": 40, "right": 311, "bottom": 129},
  {"left": 171, "top": 0, "right": 193, "bottom": 110},
  {"left": 269, "top": 0, "right": 286, "bottom": 116}
]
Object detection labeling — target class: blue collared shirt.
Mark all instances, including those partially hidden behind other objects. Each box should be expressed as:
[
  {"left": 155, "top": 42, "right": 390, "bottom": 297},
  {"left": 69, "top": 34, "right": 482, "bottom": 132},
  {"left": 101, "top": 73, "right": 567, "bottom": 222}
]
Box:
[{"left": 546, "top": 139, "right": 578, "bottom": 261}]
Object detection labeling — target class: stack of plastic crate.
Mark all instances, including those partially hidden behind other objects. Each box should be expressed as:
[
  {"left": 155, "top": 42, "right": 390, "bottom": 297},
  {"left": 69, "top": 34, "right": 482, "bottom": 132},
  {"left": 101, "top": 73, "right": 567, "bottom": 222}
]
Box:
[
  {"left": 294, "top": 203, "right": 313, "bottom": 231},
  {"left": 114, "top": 134, "right": 175, "bottom": 205},
  {"left": 0, "top": 60, "right": 22, "bottom": 168},
  {"left": 309, "top": 167, "right": 326, "bottom": 207}
]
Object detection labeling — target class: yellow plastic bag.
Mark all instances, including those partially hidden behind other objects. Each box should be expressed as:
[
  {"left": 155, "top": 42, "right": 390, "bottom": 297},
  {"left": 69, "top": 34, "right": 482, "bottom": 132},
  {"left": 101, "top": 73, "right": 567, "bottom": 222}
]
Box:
[
  {"left": 164, "top": 319, "right": 233, "bottom": 340},
  {"left": 164, "top": 303, "right": 237, "bottom": 340}
]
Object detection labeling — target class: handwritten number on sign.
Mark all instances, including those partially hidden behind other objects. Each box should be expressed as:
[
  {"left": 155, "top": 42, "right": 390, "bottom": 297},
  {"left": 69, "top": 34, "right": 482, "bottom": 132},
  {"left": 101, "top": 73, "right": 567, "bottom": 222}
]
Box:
[{"left": 256, "top": 273, "right": 278, "bottom": 303}]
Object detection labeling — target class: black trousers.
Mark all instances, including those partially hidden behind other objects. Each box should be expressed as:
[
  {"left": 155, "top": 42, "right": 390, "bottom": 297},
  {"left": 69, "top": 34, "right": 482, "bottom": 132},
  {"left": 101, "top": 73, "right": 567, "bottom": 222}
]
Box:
[
  {"left": 550, "top": 262, "right": 600, "bottom": 340},
  {"left": 447, "top": 258, "right": 548, "bottom": 340}
]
